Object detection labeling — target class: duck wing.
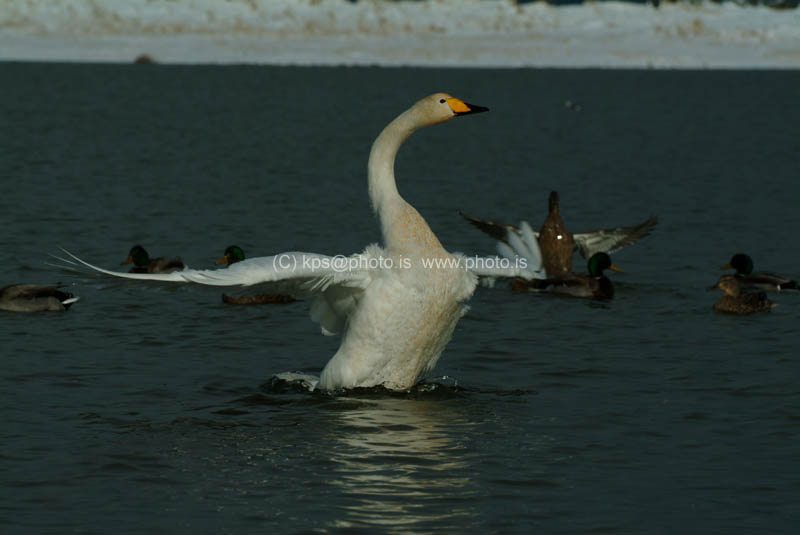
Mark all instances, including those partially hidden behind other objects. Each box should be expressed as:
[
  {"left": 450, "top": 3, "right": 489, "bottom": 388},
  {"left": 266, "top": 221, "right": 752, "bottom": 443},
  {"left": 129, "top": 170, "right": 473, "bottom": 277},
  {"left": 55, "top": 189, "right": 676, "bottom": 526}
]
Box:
[
  {"left": 458, "top": 211, "right": 519, "bottom": 246},
  {"left": 476, "top": 220, "right": 547, "bottom": 282},
  {"left": 741, "top": 272, "right": 799, "bottom": 292},
  {"left": 573, "top": 216, "right": 658, "bottom": 259}
]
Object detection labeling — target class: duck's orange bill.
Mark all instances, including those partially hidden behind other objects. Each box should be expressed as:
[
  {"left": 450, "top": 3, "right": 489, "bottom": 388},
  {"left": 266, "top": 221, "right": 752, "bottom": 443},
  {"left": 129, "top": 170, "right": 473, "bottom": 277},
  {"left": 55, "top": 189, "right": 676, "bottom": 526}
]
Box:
[
  {"left": 122, "top": 256, "right": 134, "bottom": 265},
  {"left": 720, "top": 263, "right": 733, "bottom": 270},
  {"left": 609, "top": 264, "right": 623, "bottom": 273},
  {"left": 216, "top": 256, "right": 228, "bottom": 265}
]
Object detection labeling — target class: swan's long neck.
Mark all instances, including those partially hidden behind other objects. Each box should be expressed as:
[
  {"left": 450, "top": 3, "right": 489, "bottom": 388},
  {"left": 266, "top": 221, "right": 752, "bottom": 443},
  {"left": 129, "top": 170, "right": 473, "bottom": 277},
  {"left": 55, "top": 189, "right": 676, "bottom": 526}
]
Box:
[{"left": 368, "top": 108, "right": 444, "bottom": 255}]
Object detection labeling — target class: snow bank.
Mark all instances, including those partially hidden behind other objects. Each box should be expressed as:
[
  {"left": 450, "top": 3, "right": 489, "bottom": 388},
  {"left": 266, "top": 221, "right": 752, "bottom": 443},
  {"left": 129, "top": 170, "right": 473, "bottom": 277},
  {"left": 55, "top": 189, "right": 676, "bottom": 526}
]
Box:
[{"left": 0, "top": 0, "right": 798, "bottom": 68}]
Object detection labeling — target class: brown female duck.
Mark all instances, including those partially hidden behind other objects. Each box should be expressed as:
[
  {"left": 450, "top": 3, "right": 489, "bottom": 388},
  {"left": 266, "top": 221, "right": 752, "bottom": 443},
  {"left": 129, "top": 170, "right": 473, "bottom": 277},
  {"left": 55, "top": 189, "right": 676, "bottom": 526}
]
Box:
[
  {"left": 460, "top": 190, "right": 656, "bottom": 277},
  {"left": 710, "top": 274, "right": 774, "bottom": 315}
]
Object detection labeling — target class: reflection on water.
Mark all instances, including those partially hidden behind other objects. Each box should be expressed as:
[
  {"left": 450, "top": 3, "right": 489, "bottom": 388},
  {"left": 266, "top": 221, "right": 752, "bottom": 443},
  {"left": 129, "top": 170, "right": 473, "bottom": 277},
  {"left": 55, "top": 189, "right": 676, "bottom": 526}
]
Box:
[{"left": 326, "top": 397, "right": 477, "bottom": 532}]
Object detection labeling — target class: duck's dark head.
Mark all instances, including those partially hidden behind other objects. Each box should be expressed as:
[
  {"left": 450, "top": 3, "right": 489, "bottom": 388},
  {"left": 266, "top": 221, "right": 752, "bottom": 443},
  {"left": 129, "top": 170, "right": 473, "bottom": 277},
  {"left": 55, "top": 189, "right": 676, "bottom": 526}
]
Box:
[
  {"left": 721, "top": 253, "right": 753, "bottom": 275},
  {"left": 122, "top": 245, "right": 150, "bottom": 267},
  {"left": 548, "top": 191, "right": 560, "bottom": 214},
  {"left": 218, "top": 245, "right": 246, "bottom": 266},
  {"left": 587, "top": 252, "right": 622, "bottom": 277}
]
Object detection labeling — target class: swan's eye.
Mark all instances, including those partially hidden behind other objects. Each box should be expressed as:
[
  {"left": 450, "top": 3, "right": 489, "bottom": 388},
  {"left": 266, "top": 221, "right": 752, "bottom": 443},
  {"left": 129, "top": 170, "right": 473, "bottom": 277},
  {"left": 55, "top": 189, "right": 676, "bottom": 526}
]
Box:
[{"left": 439, "top": 98, "right": 446, "bottom": 103}]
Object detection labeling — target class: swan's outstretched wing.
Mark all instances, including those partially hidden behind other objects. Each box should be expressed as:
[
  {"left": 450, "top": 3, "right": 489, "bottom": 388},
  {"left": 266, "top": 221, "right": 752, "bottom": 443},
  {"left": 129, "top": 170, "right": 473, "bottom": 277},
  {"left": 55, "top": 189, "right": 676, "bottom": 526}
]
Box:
[
  {"left": 465, "top": 221, "right": 546, "bottom": 283},
  {"left": 572, "top": 216, "right": 658, "bottom": 259},
  {"left": 52, "top": 249, "right": 194, "bottom": 282},
  {"left": 53, "top": 247, "right": 378, "bottom": 336}
]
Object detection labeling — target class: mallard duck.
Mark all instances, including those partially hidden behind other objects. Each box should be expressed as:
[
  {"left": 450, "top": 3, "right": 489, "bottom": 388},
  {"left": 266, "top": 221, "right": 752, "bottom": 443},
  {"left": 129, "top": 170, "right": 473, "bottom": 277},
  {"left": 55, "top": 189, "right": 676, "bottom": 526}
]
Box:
[
  {"left": 510, "top": 252, "right": 621, "bottom": 300},
  {"left": 710, "top": 275, "right": 774, "bottom": 315},
  {"left": 122, "top": 245, "right": 184, "bottom": 274},
  {"left": 460, "top": 191, "right": 656, "bottom": 276},
  {"left": 0, "top": 284, "right": 79, "bottom": 312},
  {"left": 721, "top": 253, "right": 798, "bottom": 292},
  {"left": 217, "top": 245, "right": 246, "bottom": 266}
]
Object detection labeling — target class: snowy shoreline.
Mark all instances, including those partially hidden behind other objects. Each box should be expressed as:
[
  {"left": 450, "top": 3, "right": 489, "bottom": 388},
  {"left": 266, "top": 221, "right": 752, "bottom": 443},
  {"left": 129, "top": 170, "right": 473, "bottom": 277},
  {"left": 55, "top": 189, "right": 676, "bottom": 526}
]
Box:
[{"left": 1, "top": 0, "right": 798, "bottom": 68}]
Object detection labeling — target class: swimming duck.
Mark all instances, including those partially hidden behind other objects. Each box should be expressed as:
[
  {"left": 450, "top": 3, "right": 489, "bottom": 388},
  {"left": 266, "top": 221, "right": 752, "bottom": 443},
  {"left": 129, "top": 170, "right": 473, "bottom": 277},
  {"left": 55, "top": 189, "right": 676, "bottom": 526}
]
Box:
[
  {"left": 57, "top": 94, "right": 543, "bottom": 391},
  {"left": 721, "top": 253, "right": 798, "bottom": 292},
  {"left": 0, "top": 284, "right": 79, "bottom": 312},
  {"left": 217, "top": 246, "right": 297, "bottom": 304},
  {"left": 460, "top": 191, "right": 656, "bottom": 276},
  {"left": 710, "top": 275, "right": 774, "bottom": 315},
  {"left": 217, "top": 245, "right": 246, "bottom": 266},
  {"left": 122, "top": 245, "right": 184, "bottom": 274},
  {"left": 510, "top": 252, "right": 621, "bottom": 300}
]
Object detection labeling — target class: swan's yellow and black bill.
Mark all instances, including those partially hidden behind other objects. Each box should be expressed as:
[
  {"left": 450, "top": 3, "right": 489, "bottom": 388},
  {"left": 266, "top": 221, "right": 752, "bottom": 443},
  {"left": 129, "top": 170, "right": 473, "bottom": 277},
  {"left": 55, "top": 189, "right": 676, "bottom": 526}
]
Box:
[
  {"left": 216, "top": 256, "right": 229, "bottom": 265},
  {"left": 446, "top": 98, "right": 489, "bottom": 115},
  {"left": 122, "top": 256, "right": 134, "bottom": 265}
]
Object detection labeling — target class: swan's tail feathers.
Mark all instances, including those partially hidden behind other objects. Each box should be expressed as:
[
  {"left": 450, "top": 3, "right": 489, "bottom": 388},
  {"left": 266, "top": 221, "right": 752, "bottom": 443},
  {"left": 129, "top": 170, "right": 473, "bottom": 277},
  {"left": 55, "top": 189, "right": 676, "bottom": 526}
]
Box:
[{"left": 496, "top": 221, "right": 546, "bottom": 280}]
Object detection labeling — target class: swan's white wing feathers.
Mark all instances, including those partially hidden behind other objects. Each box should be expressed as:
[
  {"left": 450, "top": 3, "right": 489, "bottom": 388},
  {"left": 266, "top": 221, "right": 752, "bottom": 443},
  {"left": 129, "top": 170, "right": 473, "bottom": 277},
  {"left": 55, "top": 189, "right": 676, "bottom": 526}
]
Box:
[
  {"left": 55, "top": 248, "right": 379, "bottom": 336},
  {"left": 55, "top": 248, "right": 372, "bottom": 290},
  {"left": 53, "top": 249, "right": 191, "bottom": 281}
]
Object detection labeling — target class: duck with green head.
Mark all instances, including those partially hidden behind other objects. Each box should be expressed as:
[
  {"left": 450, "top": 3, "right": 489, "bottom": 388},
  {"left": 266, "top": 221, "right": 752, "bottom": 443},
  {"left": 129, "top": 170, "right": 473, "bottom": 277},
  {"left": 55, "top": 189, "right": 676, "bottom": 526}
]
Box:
[
  {"left": 721, "top": 253, "right": 798, "bottom": 292},
  {"left": 511, "top": 252, "right": 621, "bottom": 300},
  {"left": 122, "top": 245, "right": 185, "bottom": 274},
  {"left": 0, "top": 284, "right": 79, "bottom": 312},
  {"left": 217, "top": 245, "right": 246, "bottom": 266},
  {"left": 217, "top": 245, "right": 297, "bottom": 305},
  {"left": 710, "top": 274, "right": 774, "bottom": 314}
]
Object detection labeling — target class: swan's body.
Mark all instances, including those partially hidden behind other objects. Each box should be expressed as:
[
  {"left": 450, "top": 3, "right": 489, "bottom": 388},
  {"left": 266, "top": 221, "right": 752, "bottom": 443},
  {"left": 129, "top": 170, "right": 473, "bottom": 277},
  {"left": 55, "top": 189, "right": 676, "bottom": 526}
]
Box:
[
  {"left": 461, "top": 191, "right": 656, "bottom": 276},
  {"left": 0, "top": 284, "right": 79, "bottom": 312},
  {"left": 55, "top": 94, "right": 538, "bottom": 391}
]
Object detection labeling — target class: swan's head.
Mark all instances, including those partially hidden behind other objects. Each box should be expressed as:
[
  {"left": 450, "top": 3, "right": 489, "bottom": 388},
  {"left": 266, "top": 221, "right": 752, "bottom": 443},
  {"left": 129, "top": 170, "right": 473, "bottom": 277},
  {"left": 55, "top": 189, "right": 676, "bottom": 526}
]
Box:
[{"left": 413, "top": 93, "right": 489, "bottom": 127}]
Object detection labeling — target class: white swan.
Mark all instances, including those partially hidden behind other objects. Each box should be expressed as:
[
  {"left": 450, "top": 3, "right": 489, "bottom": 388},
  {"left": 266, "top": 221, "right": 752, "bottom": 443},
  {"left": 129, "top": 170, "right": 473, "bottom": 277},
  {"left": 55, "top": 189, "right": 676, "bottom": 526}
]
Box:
[{"left": 55, "top": 93, "right": 544, "bottom": 391}]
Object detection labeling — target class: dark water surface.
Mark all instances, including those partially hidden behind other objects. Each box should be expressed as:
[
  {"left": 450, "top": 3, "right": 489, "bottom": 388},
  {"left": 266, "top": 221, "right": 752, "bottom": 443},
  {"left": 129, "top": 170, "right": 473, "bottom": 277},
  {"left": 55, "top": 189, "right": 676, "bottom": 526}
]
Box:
[{"left": 2, "top": 64, "right": 799, "bottom": 534}]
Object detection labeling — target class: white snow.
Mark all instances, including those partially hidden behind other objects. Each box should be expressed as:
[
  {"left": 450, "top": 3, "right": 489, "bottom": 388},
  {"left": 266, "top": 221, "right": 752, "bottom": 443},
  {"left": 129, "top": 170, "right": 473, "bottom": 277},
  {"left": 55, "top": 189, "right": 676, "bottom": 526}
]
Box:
[{"left": 0, "top": 0, "right": 798, "bottom": 68}]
